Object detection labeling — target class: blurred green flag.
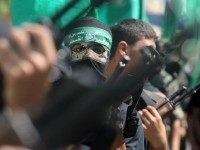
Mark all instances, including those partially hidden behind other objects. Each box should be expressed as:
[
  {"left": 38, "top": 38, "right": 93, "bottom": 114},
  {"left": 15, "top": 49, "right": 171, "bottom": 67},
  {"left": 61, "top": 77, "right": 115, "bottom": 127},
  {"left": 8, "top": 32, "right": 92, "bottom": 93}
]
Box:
[
  {"left": 11, "top": 0, "right": 147, "bottom": 27},
  {"left": 11, "top": 0, "right": 91, "bottom": 27},
  {"left": 91, "top": 0, "right": 147, "bottom": 26},
  {"left": 162, "top": 0, "right": 200, "bottom": 86},
  {"left": 185, "top": 0, "right": 200, "bottom": 86}
]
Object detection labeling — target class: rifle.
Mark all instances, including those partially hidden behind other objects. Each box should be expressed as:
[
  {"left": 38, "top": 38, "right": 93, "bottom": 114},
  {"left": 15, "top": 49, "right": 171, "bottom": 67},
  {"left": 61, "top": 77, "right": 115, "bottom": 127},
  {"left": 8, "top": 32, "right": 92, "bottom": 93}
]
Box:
[{"left": 157, "top": 82, "right": 200, "bottom": 117}]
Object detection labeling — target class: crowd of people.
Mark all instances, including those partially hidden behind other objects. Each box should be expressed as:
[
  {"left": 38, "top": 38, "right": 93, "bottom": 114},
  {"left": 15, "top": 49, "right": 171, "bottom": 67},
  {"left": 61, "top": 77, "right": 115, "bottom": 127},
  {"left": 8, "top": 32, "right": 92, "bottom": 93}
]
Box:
[{"left": 0, "top": 1, "right": 200, "bottom": 150}]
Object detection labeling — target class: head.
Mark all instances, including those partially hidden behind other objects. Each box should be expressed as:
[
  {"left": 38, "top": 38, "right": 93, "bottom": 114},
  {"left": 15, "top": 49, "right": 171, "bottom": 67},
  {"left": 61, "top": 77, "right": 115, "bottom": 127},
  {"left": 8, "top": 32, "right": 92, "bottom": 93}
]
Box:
[
  {"left": 63, "top": 17, "right": 112, "bottom": 84},
  {"left": 111, "top": 19, "right": 157, "bottom": 57},
  {"left": 107, "top": 19, "right": 157, "bottom": 77},
  {"left": 63, "top": 16, "right": 112, "bottom": 65}
]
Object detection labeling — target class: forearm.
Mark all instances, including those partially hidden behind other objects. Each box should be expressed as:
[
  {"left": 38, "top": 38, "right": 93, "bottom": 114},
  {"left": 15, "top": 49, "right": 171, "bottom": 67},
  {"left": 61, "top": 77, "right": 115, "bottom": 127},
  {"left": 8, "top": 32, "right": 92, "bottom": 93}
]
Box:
[
  {"left": 171, "top": 134, "right": 181, "bottom": 150},
  {"left": 149, "top": 140, "right": 168, "bottom": 150}
]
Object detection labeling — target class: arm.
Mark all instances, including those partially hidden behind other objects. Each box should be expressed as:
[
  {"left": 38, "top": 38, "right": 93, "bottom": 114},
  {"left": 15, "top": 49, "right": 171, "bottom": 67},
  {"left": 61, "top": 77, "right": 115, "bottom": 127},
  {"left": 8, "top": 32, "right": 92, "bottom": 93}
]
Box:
[
  {"left": 171, "top": 118, "right": 186, "bottom": 150},
  {"left": 0, "top": 24, "right": 57, "bottom": 146},
  {"left": 139, "top": 106, "right": 168, "bottom": 150},
  {"left": 0, "top": 24, "right": 56, "bottom": 109}
]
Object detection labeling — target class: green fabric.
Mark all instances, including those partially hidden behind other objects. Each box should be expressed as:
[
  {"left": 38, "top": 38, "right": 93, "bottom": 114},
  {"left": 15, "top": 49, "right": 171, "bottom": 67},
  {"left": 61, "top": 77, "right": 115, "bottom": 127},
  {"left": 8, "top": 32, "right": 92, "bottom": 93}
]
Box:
[
  {"left": 162, "top": 0, "right": 200, "bottom": 85},
  {"left": 11, "top": 0, "right": 91, "bottom": 27},
  {"left": 11, "top": 0, "right": 148, "bottom": 26},
  {"left": 162, "top": 0, "right": 183, "bottom": 38},
  {"left": 190, "top": 51, "right": 200, "bottom": 86},
  {"left": 162, "top": 0, "right": 200, "bottom": 38},
  {"left": 63, "top": 27, "right": 112, "bottom": 50},
  {"left": 186, "top": 0, "right": 200, "bottom": 26},
  {"left": 88, "top": 0, "right": 147, "bottom": 26},
  {"left": 186, "top": 0, "right": 200, "bottom": 86}
]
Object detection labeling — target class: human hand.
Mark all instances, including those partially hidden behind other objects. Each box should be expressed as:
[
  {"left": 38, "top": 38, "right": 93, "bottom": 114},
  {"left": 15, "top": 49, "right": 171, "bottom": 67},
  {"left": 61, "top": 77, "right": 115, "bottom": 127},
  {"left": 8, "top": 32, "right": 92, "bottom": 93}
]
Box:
[
  {"left": 139, "top": 106, "right": 168, "bottom": 150},
  {"left": 0, "top": 24, "right": 56, "bottom": 109}
]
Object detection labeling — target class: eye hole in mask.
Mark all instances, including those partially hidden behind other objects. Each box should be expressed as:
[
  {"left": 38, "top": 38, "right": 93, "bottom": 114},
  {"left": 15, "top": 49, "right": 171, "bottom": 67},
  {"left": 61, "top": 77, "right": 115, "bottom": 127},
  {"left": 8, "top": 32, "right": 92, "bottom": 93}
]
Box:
[
  {"left": 71, "top": 44, "right": 87, "bottom": 52},
  {"left": 88, "top": 44, "right": 105, "bottom": 54},
  {"left": 71, "top": 43, "right": 105, "bottom": 54},
  {"left": 70, "top": 42, "right": 110, "bottom": 64}
]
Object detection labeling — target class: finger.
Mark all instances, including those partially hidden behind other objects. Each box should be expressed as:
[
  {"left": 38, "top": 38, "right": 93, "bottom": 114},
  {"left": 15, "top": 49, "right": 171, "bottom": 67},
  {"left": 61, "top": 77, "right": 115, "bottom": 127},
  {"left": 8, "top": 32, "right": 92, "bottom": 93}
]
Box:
[
  {"left": 138, "top": 110, "right": 143, "bottom": 116},
  {"left": 140, "top": 111, "right": 150, "bottom": 126},
  {"left": 22, "top": 24, "right": 57, "bottom": 65},
  {"left": 146, "top": 106, "right": 162, "bottom": 120},
  {"left": 0, "top": 38, "right": 33, "bottom": 78},
  {"left": 142, "top": 123, "right": 147, "bottom": 130},
  {"left": 27, "top": 51, "right": 51, "bottom": 74},
  {"left": 142, "top": 108, "right": 156, "bottom": 124},
  {"left": 8, "top": 27, "right": 31, "bottom": 58},
  {"left": 0, "top": 38, "right": 19, "bottom": 71}
]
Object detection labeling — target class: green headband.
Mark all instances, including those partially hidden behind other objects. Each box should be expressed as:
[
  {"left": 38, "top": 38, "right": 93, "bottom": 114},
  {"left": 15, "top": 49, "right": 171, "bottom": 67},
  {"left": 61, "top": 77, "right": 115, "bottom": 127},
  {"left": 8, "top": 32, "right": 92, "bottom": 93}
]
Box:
[{"left": 63, "top": 27, "right": 112, "bottom": 50}]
